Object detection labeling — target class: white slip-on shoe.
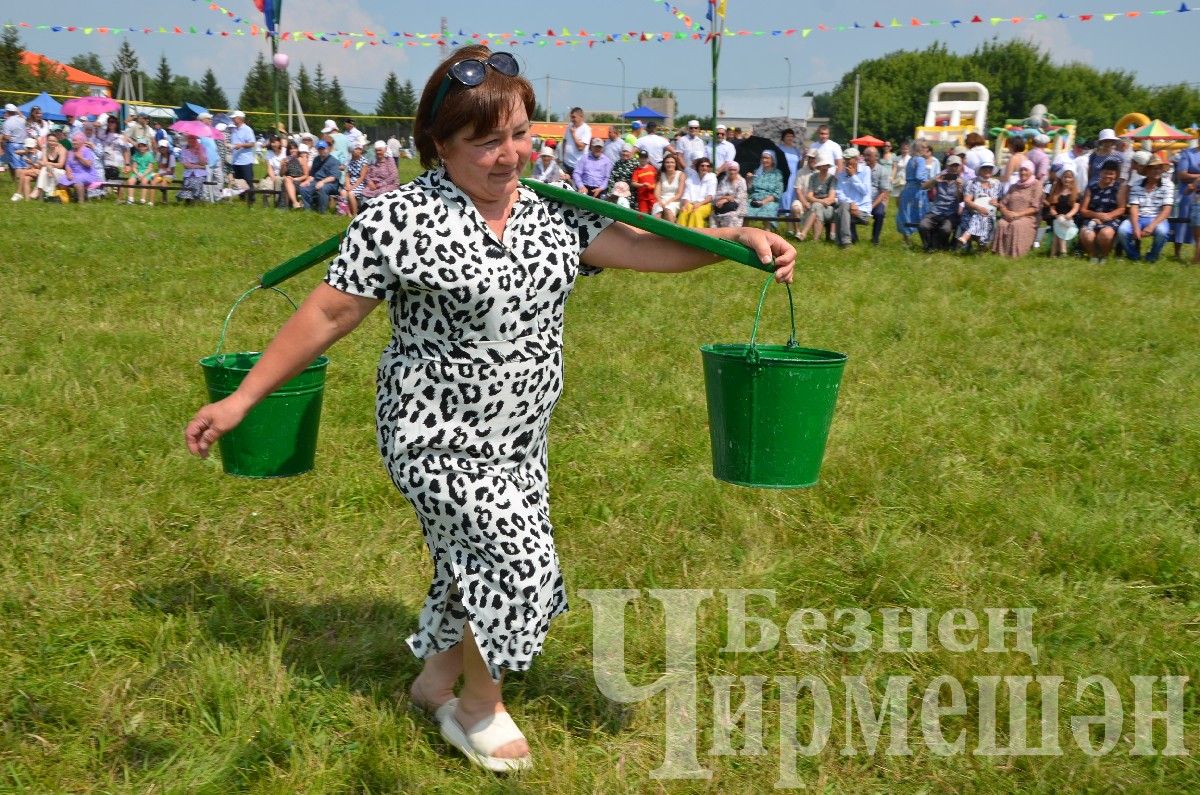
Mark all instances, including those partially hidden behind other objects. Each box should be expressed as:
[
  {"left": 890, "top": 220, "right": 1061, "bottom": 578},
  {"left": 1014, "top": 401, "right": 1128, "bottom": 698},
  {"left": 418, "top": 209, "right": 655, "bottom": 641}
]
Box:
[{"left": 439, "top": 699, "right": 532, "bottom": 773}]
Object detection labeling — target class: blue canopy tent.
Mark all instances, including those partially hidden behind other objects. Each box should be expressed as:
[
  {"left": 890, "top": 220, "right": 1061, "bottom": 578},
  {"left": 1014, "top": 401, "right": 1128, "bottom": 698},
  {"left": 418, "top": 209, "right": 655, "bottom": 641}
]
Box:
[
  {"left": 18, "top": 92, "right": 66, "bottom": 121},
  {"left": 622, "top": 105, "right": 667, "bottom": 121},
  {"left": 175, "top": 102, "right": 208, "bottom": 121}
]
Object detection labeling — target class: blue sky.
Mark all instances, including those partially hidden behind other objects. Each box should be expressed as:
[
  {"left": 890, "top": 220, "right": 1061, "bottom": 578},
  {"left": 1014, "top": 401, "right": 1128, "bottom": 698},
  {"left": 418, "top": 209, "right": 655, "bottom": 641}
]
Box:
[{"left": 15, "top": 1, "right": 1200, "bottom": 118}]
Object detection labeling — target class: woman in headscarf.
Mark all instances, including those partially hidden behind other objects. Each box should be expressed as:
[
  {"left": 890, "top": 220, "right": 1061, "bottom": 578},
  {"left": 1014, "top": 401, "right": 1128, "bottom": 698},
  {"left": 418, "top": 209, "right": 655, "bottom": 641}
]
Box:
[
  {"left": 711, "top": 159, "right": 748, "bottom": 228},
  {"left": 176, "top": 134, "right": 209, "bottom": 205},
  {"left": 993, "top": 162, "right": 1042, "bottom": 257},
  {"left": 361, "top": 140, "right": 400, "bottom": 204},
  {"left": 744, "top": 149, "right": 784, "bottom": 221}
]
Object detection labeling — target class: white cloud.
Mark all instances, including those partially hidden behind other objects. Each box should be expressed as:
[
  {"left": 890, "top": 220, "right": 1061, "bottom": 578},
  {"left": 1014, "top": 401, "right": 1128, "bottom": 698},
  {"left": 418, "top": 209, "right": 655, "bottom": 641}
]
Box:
[{"left": 1017, "top": 20, "right": 1094, "bottom": 66}]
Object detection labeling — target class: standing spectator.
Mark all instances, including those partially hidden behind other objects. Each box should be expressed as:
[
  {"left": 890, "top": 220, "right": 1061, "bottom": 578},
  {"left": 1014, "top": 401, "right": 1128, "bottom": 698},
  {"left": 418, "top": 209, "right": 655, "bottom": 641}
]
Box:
[
  {"left": 607, "top": 144, "right": 636, "bottom": 194},
  {"left": 299, "top": 140, "right": 342, "bottom": 212},
  {"left": 678, "top": 157, "right": 717, "bottom": 228},
  {"left": 955, "top": 158, "right": 1001, "bottom": 251},
  {"left": 97, "top": 115, "right": 127, "bottom": 184},
  {"left": 1116, "top": 138, "right": 1134, "bottom": 182},
  {"left": 1170, "top": 137, "right": 1199, "bottom": 259},
  {"left": 879, "top": 141, "right": 896, "bottom": 185},
  {"left": 1118, "top": 158, "right": 1174, "bottom": 263},
  {"left": 711, "top": 160, "right": 747, "bottom": 228},
  {"left": 676, "top": 120, "right": 707, "bottom": 174},
  {"left": 1001, "top": 135, "right": 1029, "bottom": 187},
  {"left": 713, "top": 124, "right": 737, "bottom": 179},
  {"left": 891, "top": 140, "right": 911, "bottom": 200},
  {"left": 572, "top": 138, "right": 613, "bottom": 197},
  {"left": 806, "top": 124, "right": 842, "bottom": 172},
  {"left": 963, "top": 133, "right": 990, "bottom": 176},
  {"left": 896, "top": 139, "right": 934, "bottom": 243},
  {"left": 150, "top": 119, "right": 169, "bottom": 147},
  {"left": 918, "top": 155, "right": 965, "bottom": 252},
  {"left": 560, "top": 107, "right": 591, "bottom": 177},
  {"left": 195, "top": 112, "right": 221, "bottom": 202},
  {"left": 342, "top": 143, "right": 368, "bottom": 215},
  {"left": 744, "top": 150, "right": 784, "bottom": 223},
  {"left": 630, "top": 149, "right": 657, "bottom": 213},
  {"left": 1053, "top": 139, "right": 1089, "bottom": 188},
  {"left": 530, "top": 146, "right": 562, "bottom": 183},
  {"left": 863, "top": 146, "right": 891, "bottom": 245},
  {"left": 796, "top": 155, "right": 837, "bottom": 242},
  {"left": 993, "top": 163, "right": 1042, "bottom": 258},
  {"left": 834, "top": 147, "right": 873, "bottom": 248},
  {"left": 652, "top": 152, "right": 685, "bottom": 221},
  {"left": 638, "top": 121, "right": 671, "bottom": 169},
  {"left": 322, "top": 119, "right": 350, "bottom": 165},
  {"left": 777, "top": 129, "right": 802, "bottom": 219},
  {"left": 1088, "top": 130, "right": 1122, "bottom": 186},
  {"left": 127, "top": 138, "right": 157, "bottom": 205},
  {"left": 26, "top": 106, "right": 50, "bottom": 144},
  {"left": 601, "top": 126, "right": 624, "bottom": 165},
  {"left": 386, "top": 133, "right": 402, "bottom": 163},
  {"left": 343, "top": 118, "right": 367, "bottom": 151},
  {"left": 228, "top": 111, "right": 257, "bottom": 204},
  {"left": 361, "top": 140, "right": 400, "bottom": 202},
  {"left": 122, "top": 111, "right": 152, "bottom": 167},
  {"left": 1078, "top": 163, "right": 1127, "bottom": 263},
  {"left": 623, "top": 121, "right": 640, "bottom": 147},
  {"left": 3, "top": 103, "right": 28, "bottom": 193},
  {"left": 1044, "top": 171, "right": 1081, "bottom": 257},
  {"left": 176, "top": 134, "right": 209, "bottom": 205},
  {"left": 1027, "top": 133, "right": 1051, "bottom": 183}
]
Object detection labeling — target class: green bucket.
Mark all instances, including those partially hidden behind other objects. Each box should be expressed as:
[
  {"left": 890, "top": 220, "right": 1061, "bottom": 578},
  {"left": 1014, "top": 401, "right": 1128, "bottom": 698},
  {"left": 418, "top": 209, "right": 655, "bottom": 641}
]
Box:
[
  {"left": 700, "top": 276, "right": 847, "bottom": 489},
  {"left": 199, "top": 286, "right": 328, "bottom": 478}
]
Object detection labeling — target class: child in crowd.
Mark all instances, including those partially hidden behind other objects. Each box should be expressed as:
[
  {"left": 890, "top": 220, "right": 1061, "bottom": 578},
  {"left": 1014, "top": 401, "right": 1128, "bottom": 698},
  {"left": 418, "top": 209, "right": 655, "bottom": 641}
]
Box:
[{"left": 128, "top": 139, "right": 157, "bottom": 205}]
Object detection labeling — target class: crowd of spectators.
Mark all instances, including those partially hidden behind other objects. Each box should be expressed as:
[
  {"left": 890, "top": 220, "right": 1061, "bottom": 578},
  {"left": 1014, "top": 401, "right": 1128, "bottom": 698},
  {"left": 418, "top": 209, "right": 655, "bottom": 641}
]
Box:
[{"left": 4, "top": 99, "right": 1198, "bottom": 264}]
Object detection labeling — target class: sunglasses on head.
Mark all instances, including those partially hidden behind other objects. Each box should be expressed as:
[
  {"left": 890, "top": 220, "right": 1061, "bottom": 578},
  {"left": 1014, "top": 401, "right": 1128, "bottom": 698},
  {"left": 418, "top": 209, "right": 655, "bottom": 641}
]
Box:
[{"left": 429, "top": 52, "right": 520, "bottom": 121}]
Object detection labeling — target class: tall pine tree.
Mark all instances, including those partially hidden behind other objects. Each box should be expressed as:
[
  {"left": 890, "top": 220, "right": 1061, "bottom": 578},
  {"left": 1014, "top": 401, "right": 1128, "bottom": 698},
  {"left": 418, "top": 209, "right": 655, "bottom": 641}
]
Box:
[
  {"left": 399, "top": 79, "right": 417, "bottom": 118},
  {"left": 68, "top": 53, "right": 106, "bottom": 78},
  {"left": 109, "top": 40, "right": 140, "bottom": 87},
  {"left": 326, "top": 77, "right": 353, "bottom": 116},
  {"left": 152, "top": 54, "right": 175, "bottom": 106},
  {"left": 376, "top": 72, "right": 403, "bottom": 117},
  {"left": 197, "top": 69, "right": 228, "bottom": 110},
  {"left": 295, "top": 64, "right": 316, "bottom": 114},
  {"left": 313, "top": 64, "right": 329, "bottom": 114},
  {"left": 0, "top": 25, "right": 29, "bottom": 101},
  {"left": 238, "top": 53, "right": 272, "bottom": 113}
]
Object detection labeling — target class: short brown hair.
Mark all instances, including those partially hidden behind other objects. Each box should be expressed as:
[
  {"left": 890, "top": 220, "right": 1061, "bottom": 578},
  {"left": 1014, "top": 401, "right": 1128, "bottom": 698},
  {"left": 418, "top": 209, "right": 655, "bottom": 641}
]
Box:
[
  {"left": 414, "top": 45, "right": 536, "bottom": 168},
  {"left": 964, "top": 132, "right": 986, "bottom": 148}
]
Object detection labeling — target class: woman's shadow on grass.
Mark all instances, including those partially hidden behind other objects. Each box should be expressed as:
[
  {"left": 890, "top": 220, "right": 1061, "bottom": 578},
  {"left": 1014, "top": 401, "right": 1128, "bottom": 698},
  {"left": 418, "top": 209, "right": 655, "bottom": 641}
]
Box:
[{"left": 131, "top": 573, "right": 631, "bottom": 736}]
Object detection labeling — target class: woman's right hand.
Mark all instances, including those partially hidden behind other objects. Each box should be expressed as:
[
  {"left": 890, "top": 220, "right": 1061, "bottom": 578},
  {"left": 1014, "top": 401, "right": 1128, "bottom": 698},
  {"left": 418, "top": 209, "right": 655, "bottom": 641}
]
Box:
[{"left": 185, "top": 395, "right": 250, "bottom": 459}]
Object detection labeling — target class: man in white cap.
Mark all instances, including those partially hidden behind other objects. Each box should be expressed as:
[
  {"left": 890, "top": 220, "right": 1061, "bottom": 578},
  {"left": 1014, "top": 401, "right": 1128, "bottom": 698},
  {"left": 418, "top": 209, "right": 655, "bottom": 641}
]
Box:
[
  {"left": 713, "top": 124, "right": 737, "bottom": 179},
  {"left": 2, "top": 103, "right": 28, "bottom": 189},
  {"left": 833, "top": 146, "right": 873, "bottom": 247},
  {"left": 572, "top": 137, "right": 613, "bottom": 197},
  {"left": 1086, "top": 129, "right": 1124, "bottom": 188},
  {"left": 321, "top": 118, "right": 349, "bottom": 165},
  {"left": 342, "top": 118, "right": 367, "bottom": 151},
  {"left": 228, "top": 110, "right": 257, "bottom": 203},
  {"left": 676, "top": 119, "right": 707, "bottom": 175}
]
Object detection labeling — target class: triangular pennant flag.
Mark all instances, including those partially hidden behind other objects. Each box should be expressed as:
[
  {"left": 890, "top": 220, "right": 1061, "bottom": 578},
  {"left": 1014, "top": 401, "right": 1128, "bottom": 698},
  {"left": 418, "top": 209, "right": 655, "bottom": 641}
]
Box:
[
  {"left": 1103, "top": 13, "right": 1117, "bottom": 20},
  {"left": 911, "top": 18, "right": 921, "bottom": 26},
  {"left": 1033, "top": 13, "right": 1046, "bottom": 20},
  {"left": 1179, "top": 3, "right": 1190, "bottom": 11},
  {"left": 950, "top": 19, "right": 962, "bottom": 27},
  {"left": 1126, "top": 11, "right": 1140, "bottom": 16},
  {"left": 874, "top": 20, "right": 884, "bottom": 28},
  {"left": 890, "top": 18, "right": 901, "bottom": 27},
  {"left": 1079, "top": 14, "right": 1093, "bottom": 21},
  {"left": 801, "top": 28, "right": 812, "bottom": 37},
  {"left": 990, "top": 17, "right": 1004, "bottom": 25},
  {"left": 971, "top": 15, "right": 983, "bottom": 23},
  {"left": 355, "top": 40, "right": 365, "bottom": 49},
  {"left": 83, "top": 27, "right": 92, "bottom": 34}
]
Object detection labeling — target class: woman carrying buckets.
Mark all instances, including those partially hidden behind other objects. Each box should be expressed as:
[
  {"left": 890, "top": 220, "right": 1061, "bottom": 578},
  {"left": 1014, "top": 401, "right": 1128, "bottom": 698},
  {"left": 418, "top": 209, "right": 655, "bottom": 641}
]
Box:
[{"left": 185, "top": 44, "right": 794, "bottom": 773}]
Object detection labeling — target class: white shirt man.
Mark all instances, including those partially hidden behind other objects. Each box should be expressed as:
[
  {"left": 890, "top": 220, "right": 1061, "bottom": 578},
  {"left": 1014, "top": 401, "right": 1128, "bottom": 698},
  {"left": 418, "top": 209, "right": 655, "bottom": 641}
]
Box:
[
  {"left": 637, "top": 122, "right": 671, "bottom": 169},
  {"left": 677, "top": 120, "right": 708, "bottom": 172},
  {"left": 713, "top": 125, "right": 737, "bottom": 177},
  {"left": 386, "top": 135, "right": 401, "bottom": 161},
  {"left": 343, "top": 120, "right": 367, "bottom": 151},
  {"left": 807, "top": 125, "right": 843, "bottom": 172},
  {"left": 560, "top": 107, "right": 591, "bottom": 175}
]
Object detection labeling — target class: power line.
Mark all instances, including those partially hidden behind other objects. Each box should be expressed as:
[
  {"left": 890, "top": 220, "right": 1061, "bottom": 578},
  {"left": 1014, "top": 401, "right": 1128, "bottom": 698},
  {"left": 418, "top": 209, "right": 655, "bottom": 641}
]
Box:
[{"left": 335, "top": 77, "right": 839, "bottom": 96}]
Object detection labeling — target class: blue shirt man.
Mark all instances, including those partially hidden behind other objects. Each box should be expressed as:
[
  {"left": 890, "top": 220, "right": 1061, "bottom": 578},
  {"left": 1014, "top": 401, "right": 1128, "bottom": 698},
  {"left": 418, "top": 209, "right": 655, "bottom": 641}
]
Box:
[
  {"left": 833, "top": 147, "right": 874, "bottom": 246},
  {"left": 229, "top": 114, "right": 256, "bottom": 167},
  {"left": 572, "top": 139, "right": 614, "bottom": 197}
]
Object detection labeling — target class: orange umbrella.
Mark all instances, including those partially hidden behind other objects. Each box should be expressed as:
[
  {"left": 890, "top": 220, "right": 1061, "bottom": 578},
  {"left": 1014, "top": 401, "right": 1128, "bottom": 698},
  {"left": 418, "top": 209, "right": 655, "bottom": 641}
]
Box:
[
  {"left": 850, "top": 134, "right": 887, "bottom": 147},
  {"left": 1123, "top": 119, "right": 1192, "bottom": 140}
]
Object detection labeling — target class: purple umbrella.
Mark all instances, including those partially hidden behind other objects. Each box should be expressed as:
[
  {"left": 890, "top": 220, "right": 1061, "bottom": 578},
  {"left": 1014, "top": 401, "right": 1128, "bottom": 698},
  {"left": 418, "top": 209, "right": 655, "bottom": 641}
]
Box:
[
  {"left": 61, "top": 96, "right": 120, "bottom": 117},
  {"left": 169, "top": 120, "right": 220, "bottom": 139}
]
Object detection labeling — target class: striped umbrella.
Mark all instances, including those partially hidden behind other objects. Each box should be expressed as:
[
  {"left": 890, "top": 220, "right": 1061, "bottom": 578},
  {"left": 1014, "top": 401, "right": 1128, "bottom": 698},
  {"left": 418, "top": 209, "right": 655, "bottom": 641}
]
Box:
[{"left": 1123, "top": 119, "right": 1192, "bottom": 140}]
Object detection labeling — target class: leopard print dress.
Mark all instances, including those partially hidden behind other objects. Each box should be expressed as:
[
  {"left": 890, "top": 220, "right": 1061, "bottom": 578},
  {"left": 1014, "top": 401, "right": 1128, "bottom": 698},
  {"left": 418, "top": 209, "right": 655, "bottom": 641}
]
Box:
[{"left": 324, "top": 167, "right": 612, "bottom": 681}]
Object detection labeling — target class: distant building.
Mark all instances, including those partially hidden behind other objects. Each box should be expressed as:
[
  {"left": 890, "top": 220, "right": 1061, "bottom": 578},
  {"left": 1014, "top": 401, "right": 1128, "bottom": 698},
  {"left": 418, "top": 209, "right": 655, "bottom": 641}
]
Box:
[
  {"left": 637, "top": 93, "right": 676, "bottom": 128},
  {"left": 20, "top": 51, "right": 112, "bottom": 97}
]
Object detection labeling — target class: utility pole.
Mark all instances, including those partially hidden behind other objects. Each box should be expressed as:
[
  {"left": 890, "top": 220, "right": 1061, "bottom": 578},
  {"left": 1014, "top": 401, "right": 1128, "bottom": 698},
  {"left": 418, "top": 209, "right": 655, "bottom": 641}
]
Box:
[
  {"left": 617, "top": 57, "right": 626, "bottom": 120},
  {"left": 440, "top": 17, "right": 448, "bottom": 56},
  {"left": 852, "top": 73, "right": 861, "bottom": 140},
  {"left": 784, "top": 56, "right": 791, "bottom": 119},
  {"left": 545, "top": 75, "right": 551, "bottom": 121}
]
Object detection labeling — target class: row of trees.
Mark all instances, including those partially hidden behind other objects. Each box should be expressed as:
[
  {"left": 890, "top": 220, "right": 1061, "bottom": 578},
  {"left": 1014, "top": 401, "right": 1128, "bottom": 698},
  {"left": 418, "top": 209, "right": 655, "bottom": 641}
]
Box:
[{"left": 814, "top": 40, "right": 1200, "bottom": 144}]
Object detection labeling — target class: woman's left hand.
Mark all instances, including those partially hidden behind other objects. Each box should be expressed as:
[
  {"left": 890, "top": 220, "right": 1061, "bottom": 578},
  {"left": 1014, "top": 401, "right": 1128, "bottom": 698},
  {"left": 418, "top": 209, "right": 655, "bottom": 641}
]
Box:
[{"left": 730, "top": 226, "right": 796, "bottom": 284}]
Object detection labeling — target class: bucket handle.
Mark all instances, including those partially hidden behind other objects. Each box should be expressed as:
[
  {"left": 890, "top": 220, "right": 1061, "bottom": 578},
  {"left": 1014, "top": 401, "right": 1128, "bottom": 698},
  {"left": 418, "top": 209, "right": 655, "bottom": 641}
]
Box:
[
  {"left": 746, "top": 271, "right": 798, "bottom": 364},
  {"left": 213, "top": 285, "right": 298, "bottom": 359}
]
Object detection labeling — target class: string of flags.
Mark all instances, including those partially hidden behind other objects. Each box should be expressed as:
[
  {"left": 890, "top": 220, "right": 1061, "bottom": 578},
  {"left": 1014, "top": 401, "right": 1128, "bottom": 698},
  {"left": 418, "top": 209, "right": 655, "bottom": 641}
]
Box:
[{"left": 7, "top": 3, "right": 1197, "bottom": 51}]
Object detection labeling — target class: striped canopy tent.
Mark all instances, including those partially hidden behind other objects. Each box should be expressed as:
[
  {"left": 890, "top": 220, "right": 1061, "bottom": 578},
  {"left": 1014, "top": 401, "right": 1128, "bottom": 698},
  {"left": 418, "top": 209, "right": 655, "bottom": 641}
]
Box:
[{"left": 1123, "top": 119, "right": 1192, "bottom": 140}]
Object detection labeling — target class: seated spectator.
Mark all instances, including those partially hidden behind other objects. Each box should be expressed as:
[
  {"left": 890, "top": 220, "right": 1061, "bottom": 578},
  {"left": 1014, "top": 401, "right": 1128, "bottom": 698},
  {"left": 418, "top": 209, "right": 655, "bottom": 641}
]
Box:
[
  {"left": 31, "top": 131, "right": 66, "bottom": 200},
  {"left": 678, "top": 157, "right": 717, "bottom": 228},
  {"left": 126, "top": 138, "right": 157, "bottom": 205},
  {"left": 1043, "top": 171, "right": 1081, "bottom": 257},
  {"left": 1078, "top": 163, "right": 1126, "bottom": 264},
  {"left": 796, "top": 156, "right": 837, "bottom": 242},
  {"left": 176, "top": 134, "right": 209, "bottom": 205},
  {"left": 630, "top": 149, "right": 657, "bottom": 214},
  {"left": 98, "top": 114, "right": 127, "bottom": 189},
  {"left": 530, "top": 146, "right": 562, "bottom": 183},
  {"left": 299, "top": 140, "right": 341, "bottom": 212},
  {"left": 61, "top": 133, "right": 102, "bottom": 203},
  {"left": 993, "top": 162, "right": 1042, "bottom": 258},
  {"left": 918, "top": 154, "right": 965, "bottom": 251},
  {"left": 342, "top": 143, "right": 368, "bottom": 216},
  {"left": 652, "top": 153, "right": 685, "bottom": 222},
  {"left": 788, "top": 151, "right": 817, "bottom": 235},
  {"left": 573, "top": 137, "right": 613, "bottom": 198},
  {"left": 609, "top": 181, "right": 632, "bottom": 209},
  {"left": 955, "top": 158, "right": 1000, "bottom": 252},
  {"left": 834, "top": 147, "right": 873, "bottom": 248},
  {"left": 258, "top": 136, "right": 285, "bottom": 201},
  {"left": 1118, "top": 158, "right": 1174, "bottom": 263},
  {"left": 361, "top": 140, "right": 400, "bottom": 203},
  {"left": 607, "top": 144, "right": 636, "bottom": 197},
  {"left": 711, "top": 160, "right": 747, "bottom": 228},
  {"left": 863, "top": 146, "right": 891, "bottom": 245},
  {"left": 13, "top": 137, "right": 41, "bottom": 200},
  {"left": 744, "top": 150, "right": 784, "bottom": 223},
  {"left": 280, "top": 140, "right": 308, "bottom": 209},
  {"left": 152, "top": 139, "right": 176, "bottom": 201}
]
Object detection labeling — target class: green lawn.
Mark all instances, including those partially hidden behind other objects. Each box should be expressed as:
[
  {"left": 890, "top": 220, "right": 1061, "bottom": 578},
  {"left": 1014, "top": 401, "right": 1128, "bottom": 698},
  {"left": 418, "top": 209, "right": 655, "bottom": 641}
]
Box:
[{"left": 1, "top": 172, "right": 1198, "bottom": 793}]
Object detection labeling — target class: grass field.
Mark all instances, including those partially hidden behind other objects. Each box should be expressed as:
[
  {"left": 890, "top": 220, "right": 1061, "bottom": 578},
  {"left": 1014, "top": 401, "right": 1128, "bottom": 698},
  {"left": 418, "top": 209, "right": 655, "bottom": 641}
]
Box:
[{"left": 1, "top": 169, "right": 1198, "bottom": 793}]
